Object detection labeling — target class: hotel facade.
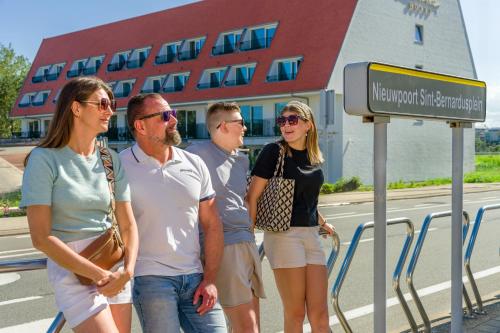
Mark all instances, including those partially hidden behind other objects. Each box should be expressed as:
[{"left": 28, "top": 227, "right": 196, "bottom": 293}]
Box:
[{"left": 10, "top": 0, "right": 477, "bottom": 183}]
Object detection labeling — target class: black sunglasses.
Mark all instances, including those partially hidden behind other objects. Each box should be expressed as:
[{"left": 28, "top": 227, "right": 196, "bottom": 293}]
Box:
[
  {"left": 216, "top": 118, "right": 245, "bottom": 129},
  {"left": 139, "top": 109, "right": 177, "bottom": 122},
  {"left": 78, "top": 98, "right": 117, "bottom": 112},
  {"left": 276, "top": 114, "right": 306, "bottom": 127}
]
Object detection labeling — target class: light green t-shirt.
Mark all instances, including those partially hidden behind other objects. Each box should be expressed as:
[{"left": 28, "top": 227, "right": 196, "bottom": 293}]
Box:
[{"left": 20, "top": 146, "right": 131, "bottom": 242}]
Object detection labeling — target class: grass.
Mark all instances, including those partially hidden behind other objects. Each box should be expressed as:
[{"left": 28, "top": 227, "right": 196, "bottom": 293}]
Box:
[
  {"left": 0, "top": 190, "right": 23, "bottom": 217},
  {"left": 320, "top": 155, "right": 500, "bottom": 194}
]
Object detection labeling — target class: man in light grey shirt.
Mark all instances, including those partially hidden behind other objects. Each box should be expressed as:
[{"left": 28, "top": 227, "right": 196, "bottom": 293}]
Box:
[{"left": 187, "top": 102, "right": 265, "bottom": 333}]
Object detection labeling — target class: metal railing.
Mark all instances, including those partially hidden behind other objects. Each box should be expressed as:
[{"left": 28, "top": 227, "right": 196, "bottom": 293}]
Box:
[
  {"left": 0, "top": 258, "right": 65, "bottom": 333},
  {"left": 464, "top": 203, "right": 500, "bottom": 315},
  {"left": 331, "top": 218, "right": 415, "bottom": 333},
  {"left": 405, "top": 211, "right": 470, "bottom": 332}
]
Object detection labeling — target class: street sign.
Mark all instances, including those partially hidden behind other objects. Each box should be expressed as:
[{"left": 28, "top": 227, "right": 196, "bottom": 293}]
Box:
[{"left": 344, "top": 62, "right": 486, "bottom": 122}]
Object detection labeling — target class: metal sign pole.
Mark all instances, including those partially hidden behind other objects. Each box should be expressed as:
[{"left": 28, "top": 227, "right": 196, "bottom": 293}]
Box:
[
  {"left": 450, "top": 122, "right": 468, "bottom": 332},
  {"left": 370, "top": 116, "right": 390, "bottom": 333}
]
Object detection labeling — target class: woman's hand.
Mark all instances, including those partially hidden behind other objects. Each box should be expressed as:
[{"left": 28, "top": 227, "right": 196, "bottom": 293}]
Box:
[
  {"left": 319, "top": 222, "right": 336, "bottom": 238},
  {"left": 96, "top": 269, "right": 132, "bottom": 297}
]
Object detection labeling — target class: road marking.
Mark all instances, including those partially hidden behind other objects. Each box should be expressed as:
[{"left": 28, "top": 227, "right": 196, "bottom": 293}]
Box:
[
  {"left": 414, "top": 203, "right": 434, "bottom": 208},
  {"left": 0, "top": 318, "right": 53, "bottom": 333},
  {"left": 0, "top": 296, "right": 43, "bottom": 307},
  {"left": 329, "top": 212, "right": 357, "bottom": 217},
  {"left": 482, "top": 196, "right": 498, "bottom": 200},
  {"left": 0, "top": 273, "right": 20, "bottom": 286},
  {"left": 340, "top": 227, "right": 438, "bottom": 246},
  {"left": 291, "top": 264, "right": 500, "bottom": 333},
  {"left": 0, "top": 247, "right": 36, "bottom": 255},
  {"left": 0, "top": 251, "right": 41, "bottom": 260},
  {"left": 15, "top": 235, "right": 31, "bottom": 239}
]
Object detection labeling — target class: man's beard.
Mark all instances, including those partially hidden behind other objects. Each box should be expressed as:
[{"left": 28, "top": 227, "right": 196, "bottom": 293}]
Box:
[{"left": 163, "top": 128, "right": 182, "bottom": 146}]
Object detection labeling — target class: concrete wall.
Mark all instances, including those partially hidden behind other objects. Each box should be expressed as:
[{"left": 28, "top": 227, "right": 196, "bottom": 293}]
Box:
[{"left": 328, "top": 0, "right": 476, "bottom": 184}]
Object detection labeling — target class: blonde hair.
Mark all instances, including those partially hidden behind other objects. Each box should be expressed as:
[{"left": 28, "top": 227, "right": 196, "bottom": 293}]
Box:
[{"left": 280, "top": 100, "right": 324, "bottom": 165}]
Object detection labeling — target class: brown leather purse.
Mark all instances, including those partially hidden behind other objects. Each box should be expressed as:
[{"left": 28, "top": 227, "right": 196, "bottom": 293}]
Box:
[{"left": 75, "top": 146, "right": 125, "bottom": 285}]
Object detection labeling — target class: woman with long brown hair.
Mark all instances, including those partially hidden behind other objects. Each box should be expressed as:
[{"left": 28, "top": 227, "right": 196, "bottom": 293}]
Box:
[
  {"left": 246, "top": 101, "right": 334, "bottom": 333},
  {"left": 20, "top": 77, "right": 138, "bottom": 333}
]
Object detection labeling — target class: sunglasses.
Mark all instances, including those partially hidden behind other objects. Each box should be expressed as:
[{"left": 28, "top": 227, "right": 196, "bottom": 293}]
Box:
[
  {"left": 138, "top": 109, "right": 177, "bottom": 122},
  {"left": 216, "top": 118, "right": 245, "bottom": 129},
  {"left": 276, "top": 114, "right": 306, "bottom": 127},
  {"left": 78, "top": 98, "right": 117, "bottom": 112}
]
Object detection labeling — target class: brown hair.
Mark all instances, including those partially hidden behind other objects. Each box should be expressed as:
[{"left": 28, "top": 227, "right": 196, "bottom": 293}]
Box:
[
  {"left": 24, "top": 76, "right": 113, "bottom": 166},
  {"left": 126, "top": 93, "right": 163, "bottom": 137},
  {"left": 280, "top": 100, "right": 324, "bottom": 165},
  {"left": 206, "top": 102, "right": 241, "bottom": 134}
]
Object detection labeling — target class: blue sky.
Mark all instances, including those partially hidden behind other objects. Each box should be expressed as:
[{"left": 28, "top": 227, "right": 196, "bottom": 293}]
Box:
[{"left": 0, "top": 0, "right": 498, "bottom": 127}]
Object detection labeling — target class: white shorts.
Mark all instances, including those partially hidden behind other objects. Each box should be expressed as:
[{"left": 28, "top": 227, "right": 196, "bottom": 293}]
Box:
[{"left": 46, "top": 235, "right": 132, "bottom": 328}]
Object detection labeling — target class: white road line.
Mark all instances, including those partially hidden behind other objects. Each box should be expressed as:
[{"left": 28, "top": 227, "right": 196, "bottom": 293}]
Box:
[
  {"left": 330, "top": 212, "right": 357, "bottom": 217},
  {"left": 0, "top": 248, "right": 36, "bottom": 255},
  {"left": 340, "top": 227, "right": 438, "bottom": 246},
  {"left": 0, "top": 318, "right": 53, "bottom": 333},
  {"left": 414, "top": 203, "right": 434, "bottom": 208},
  {"left": 482, "top": 196, "right": 498, "bottom": 200},
  {"left": 0, "top": 251, "right": 41, "bottom": 260},
  {"left": 286, "top": 264, "right": 500, "bottom": 333},
  {"left": 15, "top": 235, "right": 31, "bottom": 239},
  {"left": 0, "top": 296, "right": 43, "bottom": 307}
]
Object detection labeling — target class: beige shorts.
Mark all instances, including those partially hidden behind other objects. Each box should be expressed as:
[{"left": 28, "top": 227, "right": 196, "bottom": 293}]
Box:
[
  {"left": 47, "top": 235, "right": 132, "bottom": 328},
  {"left": 263, "top": 226, "right": 326, "bottom": 269},
  {"left": 216, "top": 242, "right": 266, "bottom": 307}
]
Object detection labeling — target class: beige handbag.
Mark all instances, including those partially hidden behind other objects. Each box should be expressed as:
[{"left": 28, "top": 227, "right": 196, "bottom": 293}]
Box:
[{"left": 255, "top": 144, "right": 295, "bottom": 232}]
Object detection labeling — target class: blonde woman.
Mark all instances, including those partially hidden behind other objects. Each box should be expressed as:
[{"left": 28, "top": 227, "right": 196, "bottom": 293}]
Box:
[
  {"left": 246, "top": 101, "right": 334, "bottom": 333},
  {"left": 20, "top": 77, "right": 138, "bottom": 333}
]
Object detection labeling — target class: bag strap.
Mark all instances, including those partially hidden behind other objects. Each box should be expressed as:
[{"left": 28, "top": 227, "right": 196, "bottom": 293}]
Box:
[
  {"left": 98, "top": 146, "right": 117, "bottom": 228},
  {"left": 273, "top": 143, "right": 286, "bottom": 178}
]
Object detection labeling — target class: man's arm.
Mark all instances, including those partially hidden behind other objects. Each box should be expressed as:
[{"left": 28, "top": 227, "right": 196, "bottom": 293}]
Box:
[{"left": 194, "top": 197, "right": 224, "bottom": 315}]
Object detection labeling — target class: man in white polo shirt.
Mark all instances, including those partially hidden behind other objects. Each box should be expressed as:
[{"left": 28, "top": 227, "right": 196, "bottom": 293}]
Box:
[{"left": 119, "top": 93, "right": 226, "bottom": 333}]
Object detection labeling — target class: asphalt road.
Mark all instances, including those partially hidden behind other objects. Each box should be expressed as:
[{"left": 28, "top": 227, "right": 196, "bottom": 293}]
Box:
[{"left": 1, "top": 191, "right": 500, "bottom": 332}]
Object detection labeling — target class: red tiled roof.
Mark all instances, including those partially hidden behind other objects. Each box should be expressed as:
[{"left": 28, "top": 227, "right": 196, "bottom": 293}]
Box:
[{"left": 11, "top": 0, "right": 356, "bottom": 117}]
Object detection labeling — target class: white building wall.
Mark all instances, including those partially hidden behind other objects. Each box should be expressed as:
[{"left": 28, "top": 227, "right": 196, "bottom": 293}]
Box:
[{"left": 328, "top": 0, "right": 476, "bottom": 184}]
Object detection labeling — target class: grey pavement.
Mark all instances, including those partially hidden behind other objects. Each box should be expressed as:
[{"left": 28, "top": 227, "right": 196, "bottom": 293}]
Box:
[{"left": 0, "top": 156, "right": 22, "bottom": 194}]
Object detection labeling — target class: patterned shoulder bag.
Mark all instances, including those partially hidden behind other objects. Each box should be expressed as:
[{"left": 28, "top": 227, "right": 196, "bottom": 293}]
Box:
[{"left": 255, "top": 144, "right": 295, "bottom": 232}]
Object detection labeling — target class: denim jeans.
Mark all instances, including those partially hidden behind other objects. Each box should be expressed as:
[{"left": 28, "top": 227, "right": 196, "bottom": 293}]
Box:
[{"left": 133, "top": 273, "right": 227, "bottom": 333}]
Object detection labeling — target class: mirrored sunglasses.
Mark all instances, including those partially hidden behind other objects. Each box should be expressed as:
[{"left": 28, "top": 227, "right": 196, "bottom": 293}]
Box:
[
  {"left": 139, "top": 109, "right": 177, "bottom": 122},
  {"left": 276, "top": 114, "right": 306, "bottom": 127}
]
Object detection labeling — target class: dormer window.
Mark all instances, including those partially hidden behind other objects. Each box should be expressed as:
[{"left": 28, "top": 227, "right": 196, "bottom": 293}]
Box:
[
  {"left": 240, "top": 23, "right": 277, "bottom": 51},
  {"left": 155, "top": 42, "right": 182, "bottom": 65},
  {"left": 141, "top": 75, "right": 167, "bottom": 93},
  {"left": 212, "top": 30, "right": 244, "bottom": 55},
  {"left": 178, "top": 37, "right": 206, "bottom": 61},
  {"left": 67, "top": 59, "right": 87, "bottom": 78},
  {"left": 267, "top": 57, "right": 302, "bottom": 82},
  {"left": 32, "top": 90, "right": 51, "bottom": 106},
  {"left": 224, "top": 63, "right": 256, "bottom": 86},
  {"left": 32, "top": 65, "right": 51, "bottom": 83},
  {"left": 127, "top": 47, "right": 151, "bottom": 69},
  {"left": 113, "top": 79, "right": 135, "bottom": 98},
  {"left": 107, "top": 51, "right": 131, "bottom": 72},
  {"left": 18, "top": 92, "right": 36, "bottom": 107},
  {"left": 198, "top": 67, "right": 228, "bottom": 89},
  {"left": 45, "top": 63, "right": 66, "bottom": 81},
  {"left": 163, "top": 72, "right": 190, "bottom": 93},
  {"left": 83, "top": 55, "right": 105, "bottom": 75}
]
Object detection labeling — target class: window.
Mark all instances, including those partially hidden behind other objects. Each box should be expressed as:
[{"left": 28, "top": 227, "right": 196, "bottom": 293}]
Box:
[
  {"left": 156, "top": 42, "right": 182, "bottom": 64},
  {"left": 127, "top": 47, "right": 151, "bottom": 69},
  {"left": 141, "top": 75, "right": 167, "bottom": 93},
  {"left": 163, "top": 72, "right": 190, "bottom": 93},
  {"left": 67, "top": 59, "right": 87, "bottom": 78},
  {"left": 240, "top": 23, "right": 277, "bottom": 51},
  {"left": 113, "top": 79, "right": 136, "bottom": 98},
  {"left": 83, "top": 55, "right": 105, "bottom": 75},
  {"left": 32, "top": 65, "right": 51, "bottom": 83},
  {"left": 415, "top": 25, "right": 423, "bottom": 44},
  {"left": 224, "top": 63, "right": 256, "bottom": 86},
  {"left": 241, "top": 105, "right": 263, "bottom": 136},
  {"left": 45, "top": 62, "right": 66, "bottom": 81},
  {"left": 212, "top": 30, "right": 243, "bottom": 55},
  {"left": 52, "top": 89, "right": 61, "bottom": 104},
  {"left": 107, "top": 51, "right": 131, "bottom": 72},
  {"left": 178, "top": 37, "right": 206, "bottom": 61},
  {"left": 267, "top": 57, "right": 302, "bottom": 82},
  {"left": 176, "top": 110, "right": 197, "bottom": 139},
  {"left": 32, "top": 90, "right": 51, "bottom": 106},
  {"left": 18, "top": 92, "right": 36, "bottom": 107},
  {"left": 198, "top": 67, "right": 228, "bottom": 89}
]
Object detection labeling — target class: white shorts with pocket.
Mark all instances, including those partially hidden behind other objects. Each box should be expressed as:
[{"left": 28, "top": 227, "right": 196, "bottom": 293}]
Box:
[
  {"left": 46, "top": 234, "right": 132, "bottom": 328},
  {"left": 263, "top": 226, "right": 326, "bottom": 269}
]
